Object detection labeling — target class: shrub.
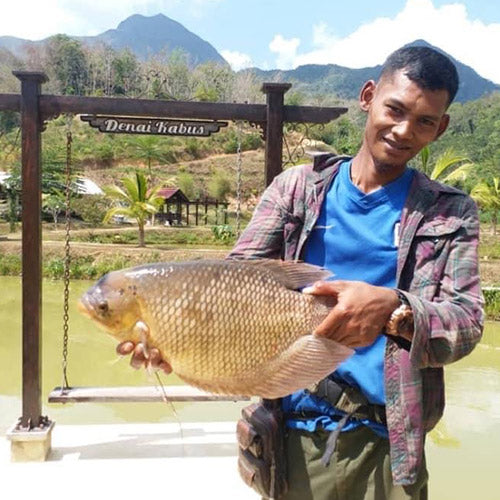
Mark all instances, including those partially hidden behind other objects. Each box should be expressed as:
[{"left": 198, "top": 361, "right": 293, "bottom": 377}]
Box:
[
  {"left": 484, "top": 288, "right": 500, "bottom": 320},
  {"left": 211, "top": 224, "right": 235, "bottom": 244}
]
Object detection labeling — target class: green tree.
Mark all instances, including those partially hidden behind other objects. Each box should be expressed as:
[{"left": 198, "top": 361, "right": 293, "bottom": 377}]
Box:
[
  {"left": 471, "top": 177, "right": 500, "bottom": 235},
  {"left": 103, "top": 171, "right": 164, "bottom": 247},
  {"left": 176, "top": 170, "right": 196, "bottom": 200},
  {"left": 3, "top": 169, "right": 20, "bottom": 233},
  {"left": 419, "top": 146, "right": 473, "bottom": 185},
  {"left": 207, "top": 169, "right": 232, "bottom": 201},
  {"left": 42, "top": 191, "right": 65, "bottom": 230},
  {"left": 128, "top": 136, "right": 166, "bottom": 178},
  {"left": 46, "top": 34, "right": 88, "bottom": 95},
  {"left": 112, "top": 49, "right": 140, "bottom": 95},
  {"left": 193, "top": 62, "right": 234, "bottom": 102}
]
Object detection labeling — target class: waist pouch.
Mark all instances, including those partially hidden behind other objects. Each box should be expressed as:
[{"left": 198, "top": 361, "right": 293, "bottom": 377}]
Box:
[{"left": 236, "top": 399, "right": 288, "bottom": 500}]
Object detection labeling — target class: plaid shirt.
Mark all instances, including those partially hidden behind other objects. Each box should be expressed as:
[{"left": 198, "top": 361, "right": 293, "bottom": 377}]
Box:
[{"left": 229, "top": 155, "right": 484, "bottom": 485}]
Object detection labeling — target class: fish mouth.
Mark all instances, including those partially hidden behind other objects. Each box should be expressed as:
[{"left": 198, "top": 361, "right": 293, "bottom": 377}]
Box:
[{"left": 77, "top": 295, "right": 94, "bottom": 318}]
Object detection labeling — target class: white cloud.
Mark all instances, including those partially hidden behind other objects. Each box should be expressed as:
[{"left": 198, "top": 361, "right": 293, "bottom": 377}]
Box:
[
  {"left": 288, "top": 0, "right": 500, "bottom": 84},
  {"left": 221, "top": 50, "right": 253, "bottom": 71},
  {"left": 269, "top": 34, "right": 300, "bottom": 70},
  {"left": 0, "top": 0, "right": 224, "bottom": 39}
]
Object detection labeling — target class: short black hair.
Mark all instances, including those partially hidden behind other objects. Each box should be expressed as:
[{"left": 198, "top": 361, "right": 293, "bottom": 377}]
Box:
[{"left": 380, "top": 46, "right": 459, "bottom": 106}]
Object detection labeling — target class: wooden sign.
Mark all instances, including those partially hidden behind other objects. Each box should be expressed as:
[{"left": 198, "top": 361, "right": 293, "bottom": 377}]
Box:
[{"left": 80, "top": 115, "right": 228, "bottom": 137}]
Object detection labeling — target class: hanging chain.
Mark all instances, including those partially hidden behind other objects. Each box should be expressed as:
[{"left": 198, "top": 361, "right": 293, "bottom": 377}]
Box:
[
  {"left": 61, "top": 114, "right": 73, "bottom": 391},
  {"left": 235, "top": 121, "right": 243, "bottom": 237}
]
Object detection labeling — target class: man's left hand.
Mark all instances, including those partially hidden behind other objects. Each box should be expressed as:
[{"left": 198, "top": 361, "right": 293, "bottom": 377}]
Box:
[{"left": 304, "top": 281, "right": 399, "bottom": 348}]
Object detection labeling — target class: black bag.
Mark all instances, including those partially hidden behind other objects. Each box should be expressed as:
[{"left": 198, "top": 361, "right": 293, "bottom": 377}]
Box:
[{"left": 236, "top": 399, "right": 288, "bottom": 499}]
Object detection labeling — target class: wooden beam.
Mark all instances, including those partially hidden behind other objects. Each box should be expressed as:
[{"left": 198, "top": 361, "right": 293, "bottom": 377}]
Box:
[
  {"left": 37, "top": 94, "right": 347, "bottom": 125},
  {"left": 0, "top": 94, "right": 21, "bottom": 111},
  {"left": 40, "top": 95, "right": 267, "bottom": 122},
  {"left": 284, "top": 104, "right": 348, "bottom": 123},
  {"left": 48, "top": 386, "right": 250, "bottom": 403}
]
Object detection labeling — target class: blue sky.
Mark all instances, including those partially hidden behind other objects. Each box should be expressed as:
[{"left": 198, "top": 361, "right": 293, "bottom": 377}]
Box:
[{"left": 3, "top": 0, "right": 500, "bottom": 82}]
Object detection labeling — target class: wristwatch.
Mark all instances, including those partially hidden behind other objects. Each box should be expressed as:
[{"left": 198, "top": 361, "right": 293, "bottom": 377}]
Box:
[{"left": 385, "top": 290, "right": 414, "bottom": 339}]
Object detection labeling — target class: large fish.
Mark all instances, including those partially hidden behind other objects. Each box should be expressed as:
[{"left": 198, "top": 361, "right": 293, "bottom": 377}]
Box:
[{"left": 78, "top": 259, "right": 353, "bottom": 398}]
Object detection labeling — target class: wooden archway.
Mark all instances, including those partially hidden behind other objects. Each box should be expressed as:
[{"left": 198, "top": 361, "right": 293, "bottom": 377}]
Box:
[{"left": 1, "top": 71, "right": 347, "bottom": 447}]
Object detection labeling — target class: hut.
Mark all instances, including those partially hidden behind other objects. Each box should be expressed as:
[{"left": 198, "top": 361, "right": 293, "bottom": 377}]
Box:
[{"left": 157, "top": 187, "right": 190, "bottom": 225}]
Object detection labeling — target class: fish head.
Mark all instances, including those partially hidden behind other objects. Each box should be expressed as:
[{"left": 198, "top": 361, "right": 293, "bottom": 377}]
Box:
[{"left": 78, "top": 270, "right": 143, "bottom": 342}]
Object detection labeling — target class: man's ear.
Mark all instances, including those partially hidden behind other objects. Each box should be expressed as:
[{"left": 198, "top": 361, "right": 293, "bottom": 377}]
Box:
[
  {"left": 433, "top": 114, "right": 450, "bottom": 141},
  {"left": 359, "top": 80, "right": 377, "bottom": 112}
]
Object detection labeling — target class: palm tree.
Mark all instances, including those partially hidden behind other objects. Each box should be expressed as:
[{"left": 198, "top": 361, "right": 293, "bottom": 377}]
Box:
[
  {"left": 419, "top": 146, "right": 473, "bottom": 184},
  {"left": 471, "top": 177, "right": 500, "bottom": 235},
  {"left": 103, "top": 171, "right": 164, "bottom": 247},
  {"left": 129, "top": 136, "right": 165, "bottom": 179}
]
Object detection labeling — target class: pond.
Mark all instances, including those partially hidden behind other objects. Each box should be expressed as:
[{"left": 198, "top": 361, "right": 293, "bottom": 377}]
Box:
[{"left": 0, "top": 276, "right": 499, "bottom": 498}]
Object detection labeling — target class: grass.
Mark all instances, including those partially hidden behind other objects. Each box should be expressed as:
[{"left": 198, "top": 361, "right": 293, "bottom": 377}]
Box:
[
  {"left": 483, "top": 288, "right": 500, "bottom": 321},
  {"left": 66, "top": 226, "right": 237, "bottom": 247}
]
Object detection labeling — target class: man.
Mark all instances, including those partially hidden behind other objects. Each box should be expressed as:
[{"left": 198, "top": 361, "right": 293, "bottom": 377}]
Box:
[
  {"left": 119, "top": 46, "right": 483, "bottom": 499},
  {"left": 228, "top": 45, "right": 484, "bottom": 499}
]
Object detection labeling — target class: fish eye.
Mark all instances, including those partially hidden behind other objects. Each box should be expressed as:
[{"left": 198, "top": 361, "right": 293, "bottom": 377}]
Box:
[{"left": 97, "top": 301, "right": 109, "bottom": 313}]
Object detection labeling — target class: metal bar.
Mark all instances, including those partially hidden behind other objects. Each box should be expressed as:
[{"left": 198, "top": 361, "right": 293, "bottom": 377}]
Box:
[
  {"left": 48, "top": 386, "right": 250, "bottom": 403},
  {"left": 262, "top": 83, "right": 291, "bottom": 187},
  {"left": 14, "top": 70, "right": 48, "bottom": 430}
]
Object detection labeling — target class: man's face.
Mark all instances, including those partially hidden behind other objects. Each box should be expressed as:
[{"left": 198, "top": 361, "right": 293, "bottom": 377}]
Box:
[{"left": 360, "top": 70, "right": 450, "bottom": 171}]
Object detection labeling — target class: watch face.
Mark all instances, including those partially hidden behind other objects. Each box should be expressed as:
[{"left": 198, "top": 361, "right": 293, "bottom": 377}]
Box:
[{"left": 386, "top": 305, "right": 414, "bottom": 337}]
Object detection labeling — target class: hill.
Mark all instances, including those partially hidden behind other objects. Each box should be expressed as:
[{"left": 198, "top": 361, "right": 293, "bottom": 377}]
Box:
[
  {"left": 247, "top": 40, "right": 500, "bottom": 103},
  {"left": 0, "top": 14, "right": 227, "bottom": 66}
]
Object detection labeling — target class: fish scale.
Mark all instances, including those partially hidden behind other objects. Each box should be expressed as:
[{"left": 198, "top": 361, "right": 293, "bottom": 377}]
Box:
[{"left": 78, "top": 259, "right": 353, "bottom": 398}]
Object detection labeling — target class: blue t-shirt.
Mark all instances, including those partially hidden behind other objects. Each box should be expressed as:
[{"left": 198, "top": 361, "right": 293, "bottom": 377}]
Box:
[{"left": 282, "top": 160, "right": 414, "bottom": 437}]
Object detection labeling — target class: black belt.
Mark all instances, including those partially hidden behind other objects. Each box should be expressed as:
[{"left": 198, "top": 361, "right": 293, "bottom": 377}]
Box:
[{"left": 289, "top": 378, "right": 387, "bottom": 466}]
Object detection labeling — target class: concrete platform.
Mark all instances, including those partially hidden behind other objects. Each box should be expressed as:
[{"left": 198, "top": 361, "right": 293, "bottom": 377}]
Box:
[{"left": 0, "top": 421, "right": 259, "bottom": 500}]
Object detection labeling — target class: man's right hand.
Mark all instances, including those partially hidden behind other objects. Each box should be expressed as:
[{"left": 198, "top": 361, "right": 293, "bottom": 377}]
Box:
[{"left": 116, "top": 341, "right": 173, "bottom": 374}]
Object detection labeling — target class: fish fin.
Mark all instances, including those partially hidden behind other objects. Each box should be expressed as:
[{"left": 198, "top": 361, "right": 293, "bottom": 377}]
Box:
[
  {"left": 252, "top": 335, "right": 353, "bottom": 399},
  {"left": 230, "top": 258, "right": 333, "bottom": 290},
  {"left": 133, "top": 320, "right": 151, "bottom": 359}
]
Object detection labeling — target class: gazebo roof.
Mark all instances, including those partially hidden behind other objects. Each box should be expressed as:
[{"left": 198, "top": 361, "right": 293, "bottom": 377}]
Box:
[{"left": 157, "top": 187, "right": 190, "bottom": 202}]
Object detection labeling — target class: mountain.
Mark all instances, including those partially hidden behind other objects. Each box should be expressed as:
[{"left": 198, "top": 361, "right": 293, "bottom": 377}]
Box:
[
  {"left": 0, "top": 19, "right": 496, "bottom": 103},
  {"left": 248, "top": 40, "right": 500, "bottom": 103},
  {"left": 0, "top": 14, "right": 227, "bottom": 66},
  {"left": 79, "top": 14, "right": 226, "bottom": 65}
]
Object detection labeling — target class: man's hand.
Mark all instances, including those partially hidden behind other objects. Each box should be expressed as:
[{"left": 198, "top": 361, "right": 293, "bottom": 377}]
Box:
[
  {"left": 304, "top": 280, "right": 399, "bottom": 348},
  {"left": 116, "top": 341, "right": 173, "bottom": 374}
]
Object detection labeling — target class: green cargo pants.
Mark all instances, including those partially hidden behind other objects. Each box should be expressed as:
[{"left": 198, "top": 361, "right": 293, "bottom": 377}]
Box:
[{"left": 280, "top": 426, "right": 428, "bottom": 500}]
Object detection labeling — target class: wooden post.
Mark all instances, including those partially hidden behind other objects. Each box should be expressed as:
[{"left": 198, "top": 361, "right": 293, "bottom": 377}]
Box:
[
  {"left": 7, "top": 71, "right": 54, "bottom": 463},
  {"left": 186, "top": 201, "right": 190, "bottom": 226},
  {"left": 195, "top": 200, "right": 199, "bottom": 226},
  {"left": 14, "top": 71, "right": 48, "bottom": 430},
  {"left": 262, "top": 83, "right": 291, "bottom": 187}
]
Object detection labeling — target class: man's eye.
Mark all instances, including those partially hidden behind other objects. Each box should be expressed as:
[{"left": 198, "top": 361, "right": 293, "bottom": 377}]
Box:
[
  {"left": 420, "top": 118, "right": 436, "bottom": 127},
  {"left": 387, "top": 105, "right": 402, "bottom": 115}
]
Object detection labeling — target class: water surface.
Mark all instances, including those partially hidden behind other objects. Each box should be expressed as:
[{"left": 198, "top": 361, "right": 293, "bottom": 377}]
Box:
[{"left": 0, "top": 277, "right": 498, "bottom": 498}]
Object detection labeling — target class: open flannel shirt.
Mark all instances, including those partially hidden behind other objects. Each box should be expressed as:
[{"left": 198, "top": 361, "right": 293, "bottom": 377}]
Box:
[{"left": 229, "top": 154, "right": 484, "bottom": 485}]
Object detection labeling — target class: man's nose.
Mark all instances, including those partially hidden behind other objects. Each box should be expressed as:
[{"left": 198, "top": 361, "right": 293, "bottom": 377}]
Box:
[{"left": 393, "top": 120, "right": 413, "bottom": 140}]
